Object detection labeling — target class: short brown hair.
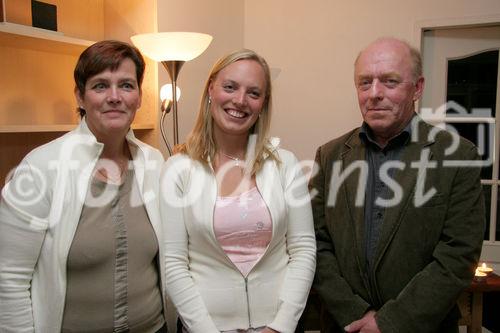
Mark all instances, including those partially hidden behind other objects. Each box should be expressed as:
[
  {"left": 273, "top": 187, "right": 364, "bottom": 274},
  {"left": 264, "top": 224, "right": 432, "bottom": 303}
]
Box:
[{"left": 74, "top": 40, "right": 145, "bottom": 117}]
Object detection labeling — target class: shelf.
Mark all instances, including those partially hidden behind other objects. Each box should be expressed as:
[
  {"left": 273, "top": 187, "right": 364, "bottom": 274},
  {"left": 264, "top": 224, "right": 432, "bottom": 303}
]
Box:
[
  {"left": 0, "top": 123, "right": 155, "bottom": 133},
  {"left": 0, "top": 22, "right": 94, "bottom": 54}
]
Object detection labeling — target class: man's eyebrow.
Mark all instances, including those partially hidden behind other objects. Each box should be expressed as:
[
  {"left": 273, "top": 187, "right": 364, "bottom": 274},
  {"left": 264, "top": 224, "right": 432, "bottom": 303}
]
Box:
[
  {"left": 355, "top": 74, "right": 372, "bottom": 80},
  {"left": 355, "top": 72, "right": 402, "bottom": 80},
  {"left": 380, "top": 72, "right": 402, "bottom": 79}
]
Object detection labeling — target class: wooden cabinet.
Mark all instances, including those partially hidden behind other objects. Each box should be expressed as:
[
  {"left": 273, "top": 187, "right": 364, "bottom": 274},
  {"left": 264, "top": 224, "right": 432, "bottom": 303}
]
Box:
[{"left": 0, "top": 1, "right": 159, "bottom": 185}]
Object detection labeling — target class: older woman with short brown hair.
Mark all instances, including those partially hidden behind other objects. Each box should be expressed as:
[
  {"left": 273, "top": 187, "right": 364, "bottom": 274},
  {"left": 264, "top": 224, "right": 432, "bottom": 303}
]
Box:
[{"left": 0, "top": 40, "right": 167, "bottom": 333}]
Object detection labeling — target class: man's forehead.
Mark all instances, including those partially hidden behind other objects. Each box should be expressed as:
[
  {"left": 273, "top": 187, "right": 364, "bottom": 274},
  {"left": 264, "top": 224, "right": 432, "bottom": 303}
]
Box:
[
  {"left": 364, "top": 38, "right": 410, "bottom": 56},
  {"left": 357, "top": 39, "right": 409, "bottom": 63},
  {"left": 355, "top": 50, "right": 410, "bottom": 76}
]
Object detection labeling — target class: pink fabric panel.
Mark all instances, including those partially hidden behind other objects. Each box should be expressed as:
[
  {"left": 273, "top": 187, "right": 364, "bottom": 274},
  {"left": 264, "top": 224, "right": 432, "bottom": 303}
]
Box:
[{"left": 214, "top": 187, "right": 272, "bottom": 277}]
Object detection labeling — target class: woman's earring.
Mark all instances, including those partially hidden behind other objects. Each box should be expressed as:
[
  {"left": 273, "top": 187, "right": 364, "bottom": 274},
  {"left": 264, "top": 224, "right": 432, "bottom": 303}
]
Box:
[{"left": 208, "top": 96, "right": 212, "bottom": 105}]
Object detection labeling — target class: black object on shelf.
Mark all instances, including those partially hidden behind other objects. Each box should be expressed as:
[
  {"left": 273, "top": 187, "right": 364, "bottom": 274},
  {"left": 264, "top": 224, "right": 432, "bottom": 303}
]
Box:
[{"left": 31, "top": 0, "right": 57, "bottom": 31}]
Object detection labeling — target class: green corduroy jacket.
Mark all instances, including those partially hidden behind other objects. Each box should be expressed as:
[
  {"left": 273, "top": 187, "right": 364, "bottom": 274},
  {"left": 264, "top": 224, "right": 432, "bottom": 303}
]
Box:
[{"left": 310, "top": 117, "right": 485, "bottom": 333}]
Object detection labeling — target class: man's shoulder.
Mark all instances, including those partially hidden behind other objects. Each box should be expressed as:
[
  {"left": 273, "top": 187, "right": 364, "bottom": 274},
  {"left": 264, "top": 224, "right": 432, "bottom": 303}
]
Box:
[
  {"left": 316, "top": 127, "right": 361, "bottom": 157},
  {"left": 415, "top": 119, "right": 478, "bottom": 159}
]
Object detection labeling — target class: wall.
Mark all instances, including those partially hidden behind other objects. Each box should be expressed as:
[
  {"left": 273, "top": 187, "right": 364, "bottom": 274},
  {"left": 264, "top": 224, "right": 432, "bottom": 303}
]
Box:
[
  {"left": 244, "top": 0, "right": 500, "bottom": 161},
  {"left": 55, "top": 0, "right": 104, "bottom": 41},
  {"left": 156, "top": 0, "right": 245, "bottom": 155}
]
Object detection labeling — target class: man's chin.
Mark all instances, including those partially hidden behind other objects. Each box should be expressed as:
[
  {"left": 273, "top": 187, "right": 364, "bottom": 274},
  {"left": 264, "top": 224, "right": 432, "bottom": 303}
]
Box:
[{"left": 364, "top": 119, "right": 389, "bottom": 131}]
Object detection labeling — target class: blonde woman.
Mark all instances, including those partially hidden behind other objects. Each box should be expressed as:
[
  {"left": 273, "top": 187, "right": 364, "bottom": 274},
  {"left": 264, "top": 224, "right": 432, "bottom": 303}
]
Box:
[{"left": 161, "top": 49, "right": 316, "bottom": 333}]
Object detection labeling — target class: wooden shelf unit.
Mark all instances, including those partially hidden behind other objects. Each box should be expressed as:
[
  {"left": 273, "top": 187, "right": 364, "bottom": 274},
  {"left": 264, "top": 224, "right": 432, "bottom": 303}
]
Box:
[
  {"left": 0, "top": 1, "right": 160, "bottom": 185},
  {"left": 0, "top": 22, "right": 94, "bottom": 50},
  {"left": 0, "top": 23, "right": 90, "bottom": 129},
  {"left": 0, "top": 22, "right": 157, "bottom": 135}
]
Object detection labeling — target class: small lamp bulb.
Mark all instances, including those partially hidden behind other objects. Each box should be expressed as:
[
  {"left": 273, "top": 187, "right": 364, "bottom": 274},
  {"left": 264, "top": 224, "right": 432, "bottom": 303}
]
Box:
[{"left": 160, "top": 84, "right": 181, "bottom": 102}]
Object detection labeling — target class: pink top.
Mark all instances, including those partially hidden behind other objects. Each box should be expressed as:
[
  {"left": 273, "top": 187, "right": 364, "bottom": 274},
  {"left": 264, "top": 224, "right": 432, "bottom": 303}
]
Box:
[{"left": 214, "top": 187, "right": 272, "bottom": 277}]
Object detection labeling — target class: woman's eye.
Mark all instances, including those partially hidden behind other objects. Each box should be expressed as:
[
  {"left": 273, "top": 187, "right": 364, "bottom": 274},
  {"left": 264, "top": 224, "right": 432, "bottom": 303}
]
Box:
[
  {"left": 92, "top": 83, "right": 107, "bottom": 91},
  {"left": 121, "top": 82, "right": 135, "bottom": 90},
  {"left": 249, "top": 91, "right": 261, "bottom": 98},
  {"left": 223, "top": 85, "right": 234, "bottom": 92}
]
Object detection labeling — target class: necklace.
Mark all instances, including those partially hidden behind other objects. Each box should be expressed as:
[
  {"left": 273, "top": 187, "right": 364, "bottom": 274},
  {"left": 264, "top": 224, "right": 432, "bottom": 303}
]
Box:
[{"left": 220, "top": 151, "right": 244, "bottom": 166}]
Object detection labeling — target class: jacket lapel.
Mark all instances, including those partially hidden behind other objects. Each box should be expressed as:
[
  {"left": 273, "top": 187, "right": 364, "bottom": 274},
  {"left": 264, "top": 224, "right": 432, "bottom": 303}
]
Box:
[
  {"left": 372, "top": 119, "right": 435, "bottom": 268},
  {"left": 341, "top": 129, "right": 368, "bottom": 269}
]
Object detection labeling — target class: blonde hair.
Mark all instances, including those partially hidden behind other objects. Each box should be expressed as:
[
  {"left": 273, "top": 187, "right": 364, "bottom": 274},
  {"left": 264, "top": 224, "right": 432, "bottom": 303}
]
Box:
[{"left": 177, "top": 49, "right": 278, "bottom": 175}]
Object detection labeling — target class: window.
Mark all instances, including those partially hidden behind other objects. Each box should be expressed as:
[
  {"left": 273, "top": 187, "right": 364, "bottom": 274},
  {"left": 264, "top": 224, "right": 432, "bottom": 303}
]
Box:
[{"left": 444, "top": 50, "right": 499, "bottom": 242}]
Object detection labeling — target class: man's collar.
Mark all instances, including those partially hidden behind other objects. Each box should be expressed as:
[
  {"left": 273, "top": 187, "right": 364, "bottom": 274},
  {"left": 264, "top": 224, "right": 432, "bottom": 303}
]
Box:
[{"left": 359, "top": 113, "right": 415, "bottom": 149}]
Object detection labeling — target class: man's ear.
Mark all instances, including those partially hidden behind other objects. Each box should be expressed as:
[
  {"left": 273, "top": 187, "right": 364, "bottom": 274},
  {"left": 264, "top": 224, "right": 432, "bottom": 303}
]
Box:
[{"left": 413, "top": 76, "right": 425, "bottom": 101}]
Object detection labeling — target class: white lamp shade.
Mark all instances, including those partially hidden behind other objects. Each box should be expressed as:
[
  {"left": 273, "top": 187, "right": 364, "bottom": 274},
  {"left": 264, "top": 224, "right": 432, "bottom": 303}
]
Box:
[
  {"left": 160, "top": 84, "right": 181, "bottom": 102},
  {"left": 131, "top": 32, "right": 213, "bottom": 62}
]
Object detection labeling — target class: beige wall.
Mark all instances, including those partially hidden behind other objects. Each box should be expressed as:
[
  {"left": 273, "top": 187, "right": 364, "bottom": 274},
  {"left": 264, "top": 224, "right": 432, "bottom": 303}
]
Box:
[
  {"left": 156, "top": 0, "right": 245, "bottom": 155},
  {"left": 244, "top": 0, "right": 500, "bottom": 160},
  {"left": 154, "top": 0, "right": 500, "bottom": 160},
  {"left": 57, "top": 0, "right": 104, "bottom": 41}
]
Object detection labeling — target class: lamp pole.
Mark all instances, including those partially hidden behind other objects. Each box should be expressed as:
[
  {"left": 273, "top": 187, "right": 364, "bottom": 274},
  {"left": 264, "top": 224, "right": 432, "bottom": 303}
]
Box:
[{"left": 161, "top": 60, "right": 185, "bottom": 146}]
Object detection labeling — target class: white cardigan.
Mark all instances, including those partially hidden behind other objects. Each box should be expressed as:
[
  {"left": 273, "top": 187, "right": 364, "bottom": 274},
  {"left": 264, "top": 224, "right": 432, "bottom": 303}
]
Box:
[
  {"left": 0, "top": 119, "right": 165, "bottom": 333},
  {"left": 161, "top": 143, "right": 316, "bottom": 333}
]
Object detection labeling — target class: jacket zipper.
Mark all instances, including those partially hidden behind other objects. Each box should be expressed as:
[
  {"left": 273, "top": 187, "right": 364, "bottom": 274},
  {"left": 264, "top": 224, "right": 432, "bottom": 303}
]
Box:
[
  {"left": 208, "top": 163, "right": 276, "bottom": 329},
  {"left": 245, "top": 277, "right": 251, "bottom": 328},
  {"left": 208, "top": 167, "right": 252, "bottom": 327},
  {"left": 210, "top": 200, "right": 255, "bottom": 327}
]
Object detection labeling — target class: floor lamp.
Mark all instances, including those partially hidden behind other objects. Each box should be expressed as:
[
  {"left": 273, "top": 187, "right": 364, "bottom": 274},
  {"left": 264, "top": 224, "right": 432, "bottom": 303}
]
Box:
[
  {"left": 131, "top": 32, "right": 212, "bottom": 155},
  {"left": 159, "top": 83, "right": 181, "bottom": 154}
]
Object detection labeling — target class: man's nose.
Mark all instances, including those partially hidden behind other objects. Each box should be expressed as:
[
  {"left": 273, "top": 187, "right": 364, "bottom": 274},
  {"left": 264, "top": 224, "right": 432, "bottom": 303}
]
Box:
[{"left": 369, "top": 79, "right": 384, "bottom": 100}]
